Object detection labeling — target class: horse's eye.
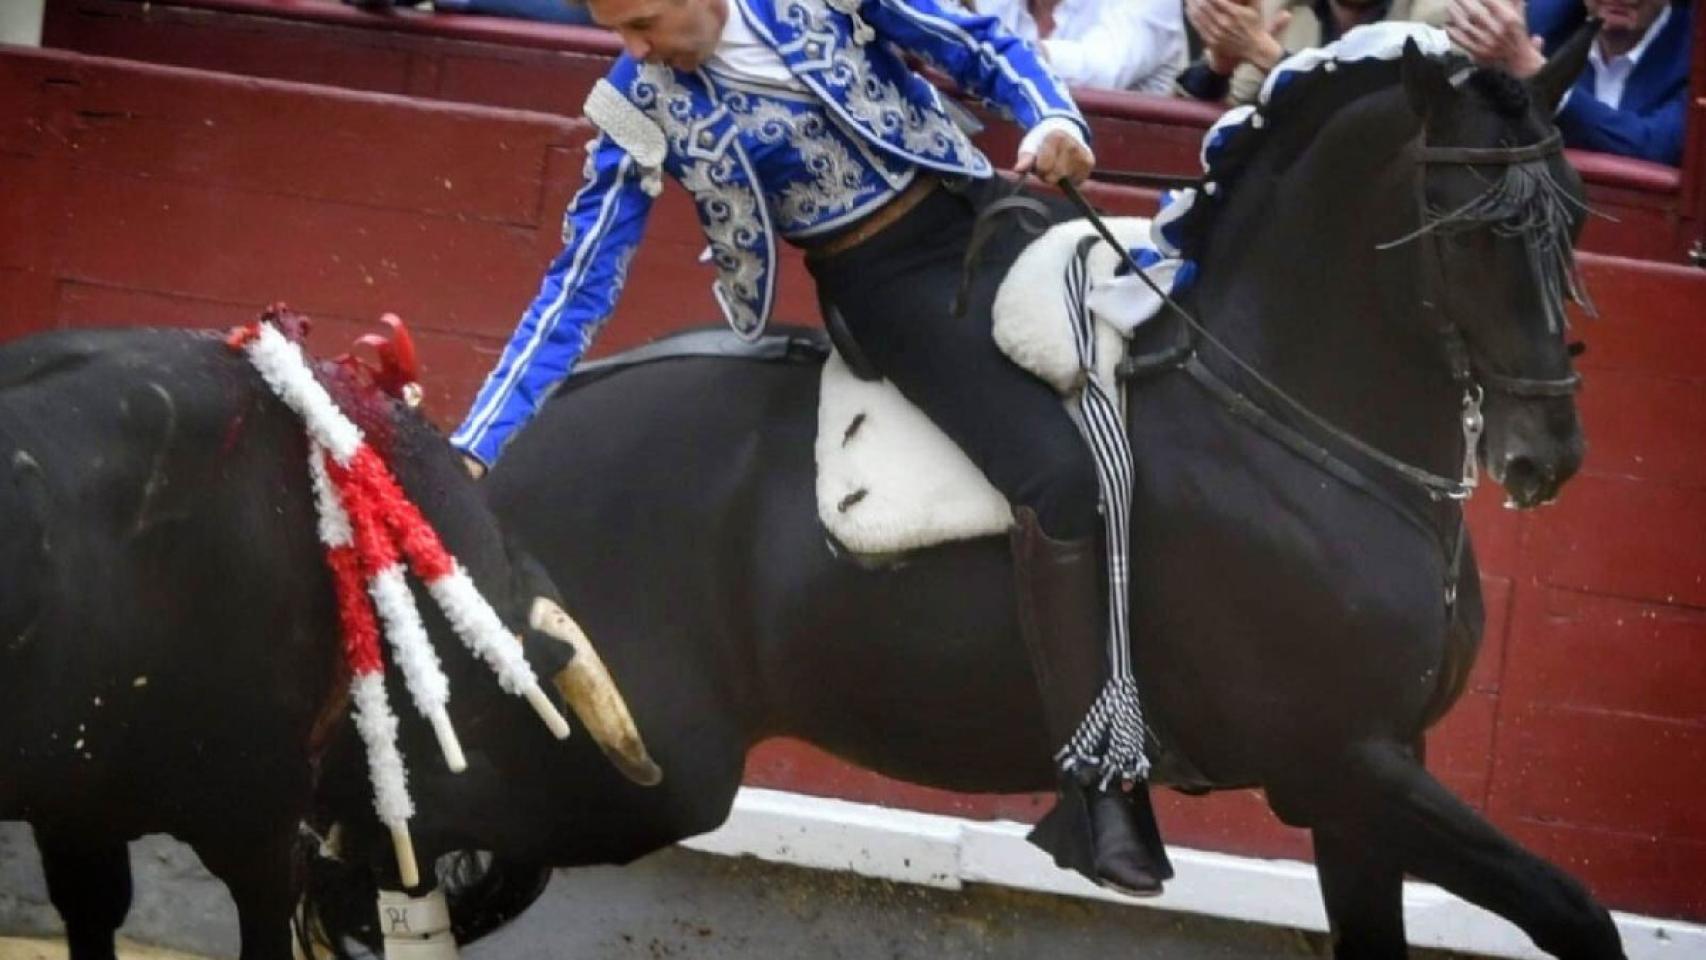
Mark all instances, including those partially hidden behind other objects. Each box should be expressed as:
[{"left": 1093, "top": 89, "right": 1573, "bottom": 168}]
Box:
[{"left": 1567, "top": 340, "right": 1587, "bottom": 358}]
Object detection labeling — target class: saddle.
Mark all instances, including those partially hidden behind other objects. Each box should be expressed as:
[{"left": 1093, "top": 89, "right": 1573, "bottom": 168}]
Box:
[{"left": 817, "top": 216, "right": 1177, "bottom": 558}]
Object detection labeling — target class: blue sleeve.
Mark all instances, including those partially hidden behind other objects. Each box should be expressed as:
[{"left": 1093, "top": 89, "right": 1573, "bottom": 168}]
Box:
[
  {"left": 1555, "top": 87, "right": 1688, "bottom": 165},
  {"left": 861, "top": 0, "right": 1089, "bottom": 137},
  {"left": 451, "top": 135, "right": 654, "bottom": 466}
]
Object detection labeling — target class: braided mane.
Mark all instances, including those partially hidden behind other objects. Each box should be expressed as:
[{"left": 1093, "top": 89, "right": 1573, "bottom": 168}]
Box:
[{"left": 1152, "top": 24, "right": 1460, "bottom": 266}]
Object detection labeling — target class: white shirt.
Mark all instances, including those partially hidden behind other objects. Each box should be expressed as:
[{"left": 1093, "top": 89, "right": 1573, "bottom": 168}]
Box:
[
  {"left": 702, "top": 2, "right": 1085, "bottom": 158},
  {"left": 976, "top": 0, "right": 1186, "bottom": 94},
  {"left": 706, "top": 4, "right": 805, "bottom": 89},
  {"left": 1588, "top": 4, "right": 1671, "bottom": 109}
]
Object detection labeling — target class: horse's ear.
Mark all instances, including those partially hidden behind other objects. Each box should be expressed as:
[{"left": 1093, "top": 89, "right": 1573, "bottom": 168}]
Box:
[
  {"left": 1529, "top": 18, "right": 1601, "bottom": 115},
  {"left": 1400, "top": 38, "right": 1452, "bottom": 118}
]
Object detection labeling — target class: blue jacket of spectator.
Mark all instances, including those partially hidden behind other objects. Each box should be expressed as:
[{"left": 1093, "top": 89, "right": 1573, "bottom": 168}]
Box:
[{"left": 1529, "top": 0, "right": 1691, "bottom": 164}]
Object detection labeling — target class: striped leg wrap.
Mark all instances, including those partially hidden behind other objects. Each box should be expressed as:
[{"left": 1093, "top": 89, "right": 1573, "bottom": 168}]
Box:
[{"left": 1056, "top": 237, "right": 1150, "bottom": 787}]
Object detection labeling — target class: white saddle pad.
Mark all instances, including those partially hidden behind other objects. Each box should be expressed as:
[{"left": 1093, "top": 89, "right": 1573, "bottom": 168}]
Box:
[{"left": 817, "top": 216, "right": 1171, "bottom": 556}]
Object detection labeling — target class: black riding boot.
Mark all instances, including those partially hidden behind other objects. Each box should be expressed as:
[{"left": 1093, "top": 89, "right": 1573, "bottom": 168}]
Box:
[{"left": 1011, "top": 507, "right": 1172, "bottom": 897}]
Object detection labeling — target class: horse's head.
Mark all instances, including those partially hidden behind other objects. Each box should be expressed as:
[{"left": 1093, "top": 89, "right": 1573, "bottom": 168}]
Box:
[{"left": 1398, "top": 29, "right": 1596, "bottom": 507}]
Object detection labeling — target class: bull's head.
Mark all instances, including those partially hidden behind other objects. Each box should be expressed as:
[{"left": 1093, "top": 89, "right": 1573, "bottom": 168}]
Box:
[
  {"left": 310, "top": 312, "right": 660, "bottom": 790},
  {"left": 509, "top": 551, "right": 663, "bottom": 786}
]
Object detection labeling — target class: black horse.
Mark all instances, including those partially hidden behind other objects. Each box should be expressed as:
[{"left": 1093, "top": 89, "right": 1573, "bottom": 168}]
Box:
[{"left": 313, "top": 30, "right": 1619, "bottom": 960}]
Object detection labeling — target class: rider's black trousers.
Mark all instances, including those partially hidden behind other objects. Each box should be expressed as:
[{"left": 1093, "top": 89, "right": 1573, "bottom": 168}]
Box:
[{"left": 805, "top": 177, "right": 1100, "bottom": 542}]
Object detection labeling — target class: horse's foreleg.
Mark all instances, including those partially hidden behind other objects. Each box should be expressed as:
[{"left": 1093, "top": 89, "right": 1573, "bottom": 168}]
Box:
[
  {"left": 33, "top": 827, "right": 131, "bottom": 960},
  {"left": 1336, "top": 741, "right": 1624, "bottom": 960},
  {"left": 1312, "top": 827, "right": 1406, "bottom": 959}
]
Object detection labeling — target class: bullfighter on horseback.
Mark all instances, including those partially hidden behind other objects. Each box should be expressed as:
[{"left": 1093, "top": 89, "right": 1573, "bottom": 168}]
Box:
[{"left": 451, "top": 0, "right": 1171, "bottom": 895}]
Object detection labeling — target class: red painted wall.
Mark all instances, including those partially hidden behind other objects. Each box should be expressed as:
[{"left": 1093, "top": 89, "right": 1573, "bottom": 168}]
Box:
[
  {"left": 39, "top": 0, "right": 1704, "bottom": 264},
  {"left": 2, "top": 44, "right": 1703, "bottom": 924}
]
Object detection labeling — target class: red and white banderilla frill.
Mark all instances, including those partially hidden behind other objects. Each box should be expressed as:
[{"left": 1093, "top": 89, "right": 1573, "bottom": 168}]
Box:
[{"left": 231, "top": 319, "right": 569, "bottom": 888}]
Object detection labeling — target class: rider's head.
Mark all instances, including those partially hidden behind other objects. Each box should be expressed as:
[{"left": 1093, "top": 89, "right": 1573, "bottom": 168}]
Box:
[{"left": 586, "top": 0, "right": 728, "bottom": 71}]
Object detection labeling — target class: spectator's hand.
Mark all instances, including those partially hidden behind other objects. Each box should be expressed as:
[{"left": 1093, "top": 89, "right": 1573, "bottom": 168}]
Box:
[
  {"left": 1188, "top": 0, "right": 1290, "bottom": 74},
  {"left": 1017, "top": 130, "right": 1096, "bottom": 187},
  {"left": 463, "top": 455, "right": 487, "bottom": 480},
  {"left": 1448, "top": 0, "right": 1545, "bottom": 78}
]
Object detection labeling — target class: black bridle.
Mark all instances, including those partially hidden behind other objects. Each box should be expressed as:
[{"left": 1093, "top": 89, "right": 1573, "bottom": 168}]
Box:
[
  {"left": 1057, "top": 126, "right": 1581, "bottom": 503},
  {"left": 1414, "top": 130, "right": 1584, "bottom": 403},
  {"left": 1045, "top": 128, "right": 1582, "bottom": 610}
]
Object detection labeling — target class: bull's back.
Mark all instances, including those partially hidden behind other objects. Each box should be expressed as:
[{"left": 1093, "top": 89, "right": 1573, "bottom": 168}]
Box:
[{"left": 0, "top": 328, "right": 338, "bottom": 825}]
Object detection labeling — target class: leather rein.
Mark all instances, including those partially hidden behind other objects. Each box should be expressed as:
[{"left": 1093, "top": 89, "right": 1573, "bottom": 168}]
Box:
[{"left": 1053, "top": 129, "right": 1579, "bottom": 611}]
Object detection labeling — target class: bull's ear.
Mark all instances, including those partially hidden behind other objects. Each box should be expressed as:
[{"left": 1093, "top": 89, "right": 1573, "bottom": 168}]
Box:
[
  {"left": 1530, "top": 18, "right": 1601, "bottom": 114},
  {"left": 1400, "top": 38, "right": 1453, "bottom": 119}
]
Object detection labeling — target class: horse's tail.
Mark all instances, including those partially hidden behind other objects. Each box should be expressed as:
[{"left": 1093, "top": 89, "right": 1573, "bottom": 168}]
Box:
[{"left": 296, "top": 836, "right": 552, "bottom": 957}]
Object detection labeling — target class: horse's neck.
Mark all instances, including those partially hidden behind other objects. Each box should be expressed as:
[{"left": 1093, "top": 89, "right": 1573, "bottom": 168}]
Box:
[{"left": 1195, "top": 95, "right": 1464, "bottom": 478}]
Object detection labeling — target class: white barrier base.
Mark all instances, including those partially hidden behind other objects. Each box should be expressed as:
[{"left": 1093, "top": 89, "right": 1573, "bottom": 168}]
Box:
[{"left": 683, "top": 788, "right": 1704, "bottom": 960}]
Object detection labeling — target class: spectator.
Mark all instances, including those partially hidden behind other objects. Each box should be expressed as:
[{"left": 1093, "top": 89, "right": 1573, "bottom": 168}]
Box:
[
  {"left": 435, "top": 0, "right": 597, "bottom": 25},
  {"left": 976, "top": 0, "right": 1189, "bottom": 93},
  {"left": 345, "top": 0, "right": 598, "bottom": 27},
  {"left": 1179, "top": 0, "right": 1449, "bottom": 102},
  {"left": 1450, "top": 0, "right": 1690, "bottom": 165}
]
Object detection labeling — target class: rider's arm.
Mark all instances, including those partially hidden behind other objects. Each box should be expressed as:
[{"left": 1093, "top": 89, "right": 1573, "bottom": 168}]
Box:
[
  {"left": 860, "top": 0, "right": 1089, "bottom": 139},
  {"left": 451, "top": 134, "right": 655, "bottom": 468}
]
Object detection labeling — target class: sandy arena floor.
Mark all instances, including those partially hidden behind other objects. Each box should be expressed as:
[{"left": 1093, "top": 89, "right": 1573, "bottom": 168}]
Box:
[{"left": 0, "top": 939, "right": 213, "bottom": 960}]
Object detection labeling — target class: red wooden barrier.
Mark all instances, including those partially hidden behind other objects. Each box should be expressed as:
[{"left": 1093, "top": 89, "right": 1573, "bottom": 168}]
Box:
[
  {"left": 38, "top": 0, "right": 1704, "bottom": 263},
  {"left": 1, "top": 44, "right": 1702, "bottom": 923}
]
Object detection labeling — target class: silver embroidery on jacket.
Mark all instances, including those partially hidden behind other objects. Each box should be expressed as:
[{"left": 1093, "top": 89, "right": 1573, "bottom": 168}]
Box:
[
  {"left": 630, "top": 64, "right": 768, "bottom": 336},
  {"left": 775, "top": 0, "right": 990, "bottom": 172},
  {"left": 722, "top": 92, "right": 882, "bottom": 230}
]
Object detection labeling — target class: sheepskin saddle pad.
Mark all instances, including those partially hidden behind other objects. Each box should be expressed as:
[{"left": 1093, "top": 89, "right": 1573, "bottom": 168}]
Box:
[{"left": 816, "top": 216, "right": 1171, "bottom": 557}]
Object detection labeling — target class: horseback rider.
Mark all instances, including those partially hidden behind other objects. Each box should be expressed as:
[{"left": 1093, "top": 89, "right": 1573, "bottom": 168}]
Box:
[{"left": 451, "top": 0, "right": 1171, "bottom": 895}]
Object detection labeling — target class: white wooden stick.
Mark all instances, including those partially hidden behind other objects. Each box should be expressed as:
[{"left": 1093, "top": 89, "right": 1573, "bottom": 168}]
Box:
[
  {"left": 390, "top": 822, "right": 420, "bottom": 890},
  {"left": 428, "top": 708, "right": 467, "bottom": 773},
  {"left": 524, "top": 682, "right": 571, "bottom": 740}
]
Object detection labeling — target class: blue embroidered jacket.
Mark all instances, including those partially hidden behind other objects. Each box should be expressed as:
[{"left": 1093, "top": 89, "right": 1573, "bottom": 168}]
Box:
[{"left": 452, "top": 0, "right": 1085, "bottom": 465}]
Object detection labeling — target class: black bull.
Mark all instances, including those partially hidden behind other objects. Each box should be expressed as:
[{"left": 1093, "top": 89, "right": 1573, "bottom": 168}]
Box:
[{"left": 0, "top": 326, "right": 652, "bottom": 960}]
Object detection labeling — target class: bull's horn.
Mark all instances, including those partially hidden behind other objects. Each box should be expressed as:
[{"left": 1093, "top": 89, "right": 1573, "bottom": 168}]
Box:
[{"left": 530, "top": 597, "right": 664, "bottom": 786}]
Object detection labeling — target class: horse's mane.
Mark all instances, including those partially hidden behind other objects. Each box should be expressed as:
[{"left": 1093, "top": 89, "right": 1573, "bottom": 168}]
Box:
[
  {"left": 1160, "top": 26, "right": 1465, "bottom": 265},
  {"left": 1157, "top": 23, "right": 1591, "bottom": 331}
]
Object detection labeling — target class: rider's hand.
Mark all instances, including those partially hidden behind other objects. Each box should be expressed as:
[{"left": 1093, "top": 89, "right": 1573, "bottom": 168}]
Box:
[
  {"left": 463, "top": 454, "right": 487, "bottom": 480},
  {"left": 1448, "top": 0, "right": 1544, "bottom": 78},
  {"left": 1016, "top": 129, "right": 1096, "bottom": 187}
]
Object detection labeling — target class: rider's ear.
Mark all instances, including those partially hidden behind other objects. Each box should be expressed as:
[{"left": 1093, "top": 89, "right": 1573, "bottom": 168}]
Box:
[
  {"left": 1529, "top": 18, "right": 1601, "bottom": 115},
  {"left": 1399, "top": 39, "right": 1453, "bottom": 120}
]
